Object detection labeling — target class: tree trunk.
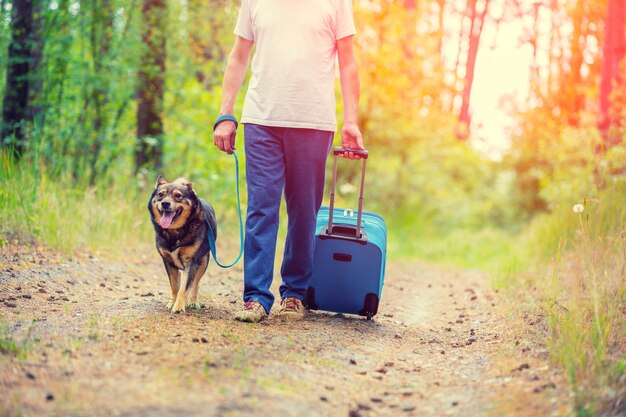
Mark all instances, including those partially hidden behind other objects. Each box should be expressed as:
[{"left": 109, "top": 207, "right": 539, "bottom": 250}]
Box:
[
  {"left": 452, "top": 1, "right": 467, "bottom": 91},
  {"left": 89, "top": 0, "right": 114, "bottom": 184},
  {"left": 436, "top": 0, "right": 445, "bottom": 60},
  {"left": 562, "top": 0, "right": 585, "bottom": 127},
  {"left": 546, "top": 0, "right": 559, "bottom": 101},
  {"left": 457, "top": 0, "right": 490, "bottom": 140},
  {"left": 598, "top": 0, "right": 626, "bottom": 148},
  {"left": 27, "top": 0, "right": 44, "bottom": 128},
  {"left": 1, "top": 0, "right": 36, "bottom": 158},
  {"left": 436, "top": 0, "right": 447, "bottom": 112},
  {"left": 135, "top": 0, "right": 166, "bottom": 173}
]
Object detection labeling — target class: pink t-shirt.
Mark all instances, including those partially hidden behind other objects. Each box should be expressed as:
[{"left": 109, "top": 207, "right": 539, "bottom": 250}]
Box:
[{"left": 235, "top": 0, "right": 356, "bottom": 132}]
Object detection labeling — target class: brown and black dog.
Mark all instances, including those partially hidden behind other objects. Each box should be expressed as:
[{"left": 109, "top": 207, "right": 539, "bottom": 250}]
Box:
[{"left": 148, "top": 175, "right": 217, "bottom": 313}]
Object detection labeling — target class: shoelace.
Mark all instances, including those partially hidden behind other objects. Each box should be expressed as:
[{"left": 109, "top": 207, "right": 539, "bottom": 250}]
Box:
[
  {"left": 283, "top": 298, "right": 300, "bottom": 310},
  {"left": 243, "top": 301, "right": 257, "bottom": 310}
]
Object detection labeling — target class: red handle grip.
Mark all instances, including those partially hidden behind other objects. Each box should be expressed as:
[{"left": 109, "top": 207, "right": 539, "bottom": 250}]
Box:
[{"left": 333, "top": 147, "right": 369, "bottom": 159}]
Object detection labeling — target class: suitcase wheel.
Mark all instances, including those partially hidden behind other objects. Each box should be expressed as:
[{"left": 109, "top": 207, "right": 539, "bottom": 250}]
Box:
[{"left": 359, "top": 293, "right": 379, "bottom": 320}]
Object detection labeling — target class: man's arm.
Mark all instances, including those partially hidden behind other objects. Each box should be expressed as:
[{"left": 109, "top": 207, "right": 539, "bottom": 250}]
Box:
[
  {"left": 337, "top": 35, "right": 364, "bottom": 160},
  {"left": 214, "top": 36, "right": 254, "bottom": 154}
]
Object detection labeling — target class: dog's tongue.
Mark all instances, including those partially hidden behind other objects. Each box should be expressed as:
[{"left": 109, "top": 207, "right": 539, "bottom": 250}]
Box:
[{"left": 160, "top": 211, "right": 176, "bottom": 229}]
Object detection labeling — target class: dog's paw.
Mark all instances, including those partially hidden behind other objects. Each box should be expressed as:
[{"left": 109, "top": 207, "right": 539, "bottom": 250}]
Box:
[
  {"left": 186, "top": 302, "right": 202, "bottom": 311},
  {"left": 166, "top": 300, "right": 174, "bottom": 310},
  {"left": 171, "top": 302, "right": 186, "bottom": 314}
]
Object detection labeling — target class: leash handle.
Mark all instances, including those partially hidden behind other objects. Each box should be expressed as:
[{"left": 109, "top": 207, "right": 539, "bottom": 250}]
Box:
[
  {"left": 213, "top": 114, "right": 239, "bottom": 131},
  {"left": 205, "top": 150, "right": 244, "bottom": 269}
]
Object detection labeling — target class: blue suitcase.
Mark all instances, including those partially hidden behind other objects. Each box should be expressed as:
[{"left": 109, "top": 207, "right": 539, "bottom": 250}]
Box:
[{"left": 305, "top": 147, "right": 387, "bottom": 320}]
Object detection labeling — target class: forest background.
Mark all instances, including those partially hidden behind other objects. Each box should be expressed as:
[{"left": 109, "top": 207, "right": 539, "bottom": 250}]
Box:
[{"left": 0, "top": 0, "right": 624, "bottom": 415}]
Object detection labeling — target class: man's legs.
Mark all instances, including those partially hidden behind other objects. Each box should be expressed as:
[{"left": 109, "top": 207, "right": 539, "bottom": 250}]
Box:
[
  {"left": 279, "top": 128, "right": 333, "bottom": 302},
  {"left": 242, "top": 123, "right": 285, "bottom": 315}
]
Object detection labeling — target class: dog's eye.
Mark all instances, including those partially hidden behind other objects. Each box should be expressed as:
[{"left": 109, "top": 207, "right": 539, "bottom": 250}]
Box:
[
  {"left": 173, "top": 194, "right": 182, "bottom": 200},
  {"left": 158, "top": 192, "right": 165, "bottom": 198}
]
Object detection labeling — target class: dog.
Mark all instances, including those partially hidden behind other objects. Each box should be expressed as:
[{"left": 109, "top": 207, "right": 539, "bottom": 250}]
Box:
[{"left": 148, "top": 175, "right": 217, "bottom": 313}]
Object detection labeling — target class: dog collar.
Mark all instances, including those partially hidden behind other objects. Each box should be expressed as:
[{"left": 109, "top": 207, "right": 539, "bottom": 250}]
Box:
[{"left": 214, "top": 114, "right": 239, "bottom": 131}]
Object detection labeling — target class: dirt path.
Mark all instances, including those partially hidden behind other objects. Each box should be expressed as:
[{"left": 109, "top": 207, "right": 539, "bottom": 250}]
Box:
[{"left": 1, "top": 246, "right": 571, "bottom": 417}]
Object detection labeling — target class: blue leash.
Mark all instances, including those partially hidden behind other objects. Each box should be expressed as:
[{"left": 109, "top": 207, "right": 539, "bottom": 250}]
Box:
[{"left": 205, "top": 150, "right": 244, "bottom": 268}]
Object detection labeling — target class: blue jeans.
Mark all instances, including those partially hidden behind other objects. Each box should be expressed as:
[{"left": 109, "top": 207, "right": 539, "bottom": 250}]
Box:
[{"left": 243, "top": 123, "right": 333, "bottom": 314}]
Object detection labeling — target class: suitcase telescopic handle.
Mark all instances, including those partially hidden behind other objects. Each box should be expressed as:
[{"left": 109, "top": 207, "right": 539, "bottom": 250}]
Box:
[
  {"left": 332, "top": 147, "right": 369, "bottom": 159},
  {"left": 328, "top": 147, "right": 368, "bottom": 239}
]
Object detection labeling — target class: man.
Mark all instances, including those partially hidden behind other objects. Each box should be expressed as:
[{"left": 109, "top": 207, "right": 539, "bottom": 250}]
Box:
[{"left": 213, "top": 0, "right": 364, "bottom": 322}]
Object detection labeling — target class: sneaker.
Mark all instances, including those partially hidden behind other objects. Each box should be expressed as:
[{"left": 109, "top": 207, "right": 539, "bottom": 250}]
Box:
[
  {"left": 234, "top": 301, "right": 268, "bottom": 323},
  {"left": 276, "top": 297, "right": 305, "bottom": 319}
]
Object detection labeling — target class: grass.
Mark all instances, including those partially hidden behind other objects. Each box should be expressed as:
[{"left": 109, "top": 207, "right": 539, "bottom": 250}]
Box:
[
  {"left": 0, "top": 150, "right": 153, "bottom": 255},
  {"left": 501, "top": 186, "right": 626, "bottom": 416},
  {"left": 88, "top": 313, "right": 101, "bottom": 341},
  {"left": 1, "top": 149, "right": 625, "bottom": 415},
  {"left": 62, "top": 337, "right": 86, "bottom": 356},
  {"left": 0, "top": 321, "right": 33, "bottom": 360},
  {"left": 388, "top": 183, "right": 626, "bottom": 416},
  {"left": 389, "top": 221, "right": 521, "bottom": 272},
  {"left": 0, "top": 149, "right": 245, "bottom": 258},
  {"left": 0, "top": 326, "right": 22, "bottom": 357}
]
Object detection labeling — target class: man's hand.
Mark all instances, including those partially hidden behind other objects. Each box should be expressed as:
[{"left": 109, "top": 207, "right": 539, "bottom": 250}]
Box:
[
  {"left": 341, "top": 123, "right": 365, "bottom": 160},
  {"left": 214, "top": 120, "right": 237, "bottom": 154}
]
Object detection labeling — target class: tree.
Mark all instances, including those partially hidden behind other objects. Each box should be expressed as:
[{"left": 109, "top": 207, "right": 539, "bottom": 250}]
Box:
[
  {"left": 186, "top": 0, "right": 230, "bottom": 91},
  {"left": 1, "top": 0, "right": 42, "bottom": 158},
  {"left": 135, "top": 0, "right": 166, "bottom": 172},
  {"left": 456, "top": 0, "right": 490, "bottom": 140},
  {"left": 561, "top": 0, "right": 586, "bottom": 126},
  {"left": 436, "top": 0, "right": 445, "bottom": 60},
  {"left": 27, "top": 0, "right": 43, "bottom": 126},
  {"left": 598, "top": 0, "right": 625, "bottom": 148},
  {"left": 87, "top": 0, "right": 114, "bottom": 183}
]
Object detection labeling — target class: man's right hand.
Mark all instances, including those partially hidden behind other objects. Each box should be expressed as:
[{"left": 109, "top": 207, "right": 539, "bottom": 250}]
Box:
[{"left": 214, "top": 120, "right": 237, "bottom": 154}]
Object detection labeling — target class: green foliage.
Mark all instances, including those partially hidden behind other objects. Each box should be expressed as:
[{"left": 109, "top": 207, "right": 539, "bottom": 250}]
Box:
[
  {"left": 0, "top": 0, "right": 520, "bottom": 258},
  {"left": 0, "top": 325, "right": 21, "bottom": 357},
  {"left": 0, "top": 141, "right": 245, "bottom": 256},
  {"left": 354, "top": 1, "right": 449, "bottom": 152},
  {"left": 0, "top": 321, "right": 33, "bottom": 360},
  {"left": 0, "top": 148, "right": 152, "bottom": 254},
  {"left": 0, "top": 2, "right": 11, "bottom": 100},
  {"left": 506, "top": 181, "right": 626, "bottom": 415},
  {"left": 0, "top": 1, "right": 624, "bottom": 413},
  {"left": 507, "top": 118, "right": 605, "bottom": 215}
]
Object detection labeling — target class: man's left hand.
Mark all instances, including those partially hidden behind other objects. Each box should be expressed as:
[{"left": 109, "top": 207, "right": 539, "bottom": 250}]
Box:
[{"left": 341, "top": 123, "right": 364, "bottom": 160}]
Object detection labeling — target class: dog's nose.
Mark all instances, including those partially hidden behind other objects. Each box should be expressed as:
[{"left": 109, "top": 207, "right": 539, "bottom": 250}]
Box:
[{"left": 161, "top": 201, "right": 171, "bottom": 209}]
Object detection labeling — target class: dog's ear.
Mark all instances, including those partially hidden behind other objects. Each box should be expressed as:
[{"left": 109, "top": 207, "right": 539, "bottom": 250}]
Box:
[
  {"left": 155, "top": 174, "right": 167, "bottom": 189},
  {"left": 185, "top": 182, "right": 196, "bottom": 195}
]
